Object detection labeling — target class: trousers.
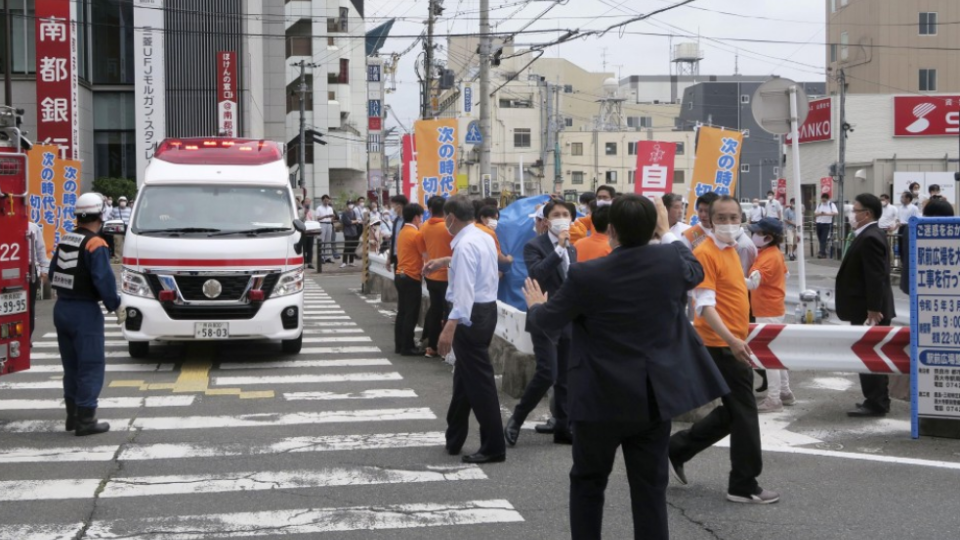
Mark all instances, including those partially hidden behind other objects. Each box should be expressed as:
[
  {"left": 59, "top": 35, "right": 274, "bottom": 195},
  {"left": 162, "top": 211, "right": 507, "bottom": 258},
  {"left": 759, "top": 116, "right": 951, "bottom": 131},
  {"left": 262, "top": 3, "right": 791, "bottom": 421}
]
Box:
[
  {"left": 318, "top": 223, "right": 335, "bottom": 260},
  {"left": 394, "top": 274, "right": 422, "bottom": 353},
  {"left": 513, "top": 325, "right": 570, "bottom": 430},
  {"left": 851, "top": 314, "right": 892, "bottom": 413},
  {"left": 54, "top": 300, "right": 106, "bottom": 408},
  {"left": 816, "top": 223, "right": 832, "bottom": 257},
  {"left": 445, "top": 302, "right": 505, "bottom": 456},
  {"left": 669, "top": 346, "right": 763, "bottom": 496},
  {"left": 423, "top": 278, "right": 449, "bottom": 350}
]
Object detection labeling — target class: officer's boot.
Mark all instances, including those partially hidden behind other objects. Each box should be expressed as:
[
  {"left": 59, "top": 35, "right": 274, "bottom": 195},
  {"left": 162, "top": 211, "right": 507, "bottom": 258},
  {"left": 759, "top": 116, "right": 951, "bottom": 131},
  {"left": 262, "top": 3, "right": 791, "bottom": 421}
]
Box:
[
  {"left": 75, "top": 407, "right": 110, "bottom": 436},
  {"left": 64, "top": 398, "right": 77, "bottom": 431}
]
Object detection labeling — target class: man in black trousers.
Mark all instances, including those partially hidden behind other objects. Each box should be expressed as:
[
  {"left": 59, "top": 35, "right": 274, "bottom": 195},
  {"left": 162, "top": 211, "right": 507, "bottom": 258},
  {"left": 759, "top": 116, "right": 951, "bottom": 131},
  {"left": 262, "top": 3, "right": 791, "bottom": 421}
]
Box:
[
  {"left": 505, "top": 198, "right": 577, "bottom": 445},
  {"left": 837, "top": 193, "right": 896, "bottom": 417},
  {"left": 524, "top": 195, "right": 728, "bottom": 539}
]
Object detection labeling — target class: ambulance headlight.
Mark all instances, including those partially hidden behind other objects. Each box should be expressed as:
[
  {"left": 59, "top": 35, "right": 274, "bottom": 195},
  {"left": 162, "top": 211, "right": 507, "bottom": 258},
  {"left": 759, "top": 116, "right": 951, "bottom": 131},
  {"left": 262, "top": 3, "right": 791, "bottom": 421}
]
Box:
[
  {"left": 273, "top": 268, "right": 304, "bottom": 297},
  {"left": 121, "top": 268, "right": 154, "bottom": 298}
]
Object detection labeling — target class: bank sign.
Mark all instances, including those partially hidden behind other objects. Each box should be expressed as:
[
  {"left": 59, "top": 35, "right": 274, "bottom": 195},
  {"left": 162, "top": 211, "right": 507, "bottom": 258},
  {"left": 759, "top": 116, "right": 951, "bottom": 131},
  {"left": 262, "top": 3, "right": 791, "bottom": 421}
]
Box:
[
  {"left": 894, "top": 96, "right": 960, "bottom": 137},
  {"left": 785, "top": 98, "right": 832, "bottom": 145}
]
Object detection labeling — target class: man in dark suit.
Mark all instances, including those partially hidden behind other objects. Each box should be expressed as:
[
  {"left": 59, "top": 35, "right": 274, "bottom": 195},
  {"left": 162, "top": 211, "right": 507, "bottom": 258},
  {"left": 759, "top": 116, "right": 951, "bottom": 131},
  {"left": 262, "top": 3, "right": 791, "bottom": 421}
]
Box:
[
  {"left": 524, "top": 195, "right": 728, "bottom": 540},
  {"left": 836, "top": 193, "right": 896, "bottom": 417},
  {"left": 505, "top": 199, "right": 578, "bottom": 446}
]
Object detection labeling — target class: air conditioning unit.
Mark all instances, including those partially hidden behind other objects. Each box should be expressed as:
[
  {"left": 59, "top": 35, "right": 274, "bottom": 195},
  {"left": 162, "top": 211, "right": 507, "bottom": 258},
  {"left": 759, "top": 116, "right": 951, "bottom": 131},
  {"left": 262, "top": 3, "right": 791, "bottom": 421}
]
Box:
[
  {"left": 491, "top": 181, "right": 501, "bottom": 193},
  {"left": 524, "top": 182, "right": 538, "bottom": 192},
  {"left": 513, "top": 182, "right": 522, "bottom": 192},
  {"left": 468, "top": 185, "right": 480, "bottom": 194}
]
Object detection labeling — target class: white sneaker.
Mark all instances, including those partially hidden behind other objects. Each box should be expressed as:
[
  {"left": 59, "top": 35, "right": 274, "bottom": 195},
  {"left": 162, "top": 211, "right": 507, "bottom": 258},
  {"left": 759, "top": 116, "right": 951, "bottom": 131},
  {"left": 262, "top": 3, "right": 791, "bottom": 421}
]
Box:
[
  {"left": 780, "top": 391, "right": 797, "bottom": 406},
  {"left": 727, "top": 488, "right": 780, "bottom": 505},
  {"left": 757, "top": 396, "right": 783, "bottom": 414},
  {"left": 339, "top": 263, "right": 347, "bottom": 268}
]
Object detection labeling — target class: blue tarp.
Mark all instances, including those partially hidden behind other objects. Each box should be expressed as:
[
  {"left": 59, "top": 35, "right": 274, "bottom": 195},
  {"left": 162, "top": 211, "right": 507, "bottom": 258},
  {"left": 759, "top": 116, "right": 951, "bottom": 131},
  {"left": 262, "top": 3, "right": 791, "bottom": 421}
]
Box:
[{"left": 495, "top": 195, "right": 550, "bottom": 310}]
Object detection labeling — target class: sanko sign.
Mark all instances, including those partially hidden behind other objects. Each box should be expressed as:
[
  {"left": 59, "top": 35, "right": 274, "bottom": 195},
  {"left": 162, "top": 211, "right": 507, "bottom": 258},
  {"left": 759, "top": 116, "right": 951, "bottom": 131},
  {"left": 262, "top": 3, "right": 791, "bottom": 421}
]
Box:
[
  {"left": 785, "top": 98, "right": 832, "bottom": 145},
  {"left": 894, "top": 96, "right": 960, "bottom": 137}
]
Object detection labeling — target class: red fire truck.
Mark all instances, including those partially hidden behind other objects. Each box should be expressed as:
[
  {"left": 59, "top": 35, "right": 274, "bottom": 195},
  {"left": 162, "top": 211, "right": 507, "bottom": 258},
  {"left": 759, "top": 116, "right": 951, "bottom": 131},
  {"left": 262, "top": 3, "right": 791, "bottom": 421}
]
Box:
[{"left": 0, "top": 106, "right": 32, "bottom": 377}]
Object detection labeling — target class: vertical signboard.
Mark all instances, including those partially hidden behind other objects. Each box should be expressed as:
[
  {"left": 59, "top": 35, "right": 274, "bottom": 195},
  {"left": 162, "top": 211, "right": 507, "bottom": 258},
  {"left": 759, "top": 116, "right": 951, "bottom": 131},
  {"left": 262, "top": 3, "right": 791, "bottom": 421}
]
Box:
[
  {"left": 27, "top": 145, "right": 82, "bottom": 259},
  {"left": 401, "top": 133, "right": 416, "bottom": 200},
  {"left": 34, "top": 0, "right": 79, "bottom": 159},
  {"left": 684, "top": 126, "right": 744, "bottom": 226},
  {"left": 633, "top": 141, "right": 676, "bottom": 200},
  {"left": 414, "top": 119, "right": 458, "bottom": 208},
  {"left": 367, "top": 58, "right": 384, "bottom": 193},
  {"left": 910, "top": 217, "right": 960, "bottom": 438},
  {"left": 134, "top": 0, "right": 165, "bottom": 186},
  {"left": 775, "top": 178, "right": 788, "bottom": 207},
  {"left": 217, "top": 51, "right": 238, "bottom": 137},
  {"left": 819, "top": 177, "right": 834, "bottom": 199}
]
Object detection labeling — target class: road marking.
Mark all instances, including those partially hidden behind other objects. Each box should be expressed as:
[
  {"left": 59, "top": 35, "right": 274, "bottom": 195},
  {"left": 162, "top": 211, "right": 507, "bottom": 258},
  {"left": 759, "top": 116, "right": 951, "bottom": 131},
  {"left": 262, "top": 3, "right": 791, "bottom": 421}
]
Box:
[
  {"left": 23, "top": 363, "right": 174, "bottom": 373},
  {"left": 0, "top": 445, "right": 120, "bottom": 463},
  {"left": 110, "top": 360, "right": 275, "bottom": 400},
  {"left": 214, "top": 372, "right": 403, "bottom": 386},
  {"left": 303, "top": 315, "right": 351, "bottom": 320},
  {"left": 304, "top": 328, "right": 364, "bottom": 334},
  {"left": 804, "top": 376, "right": 856, "bottom": 391},
  {"left": 76, "top": 500, "right": 524, "bottom": 538},
  {"left": 0, "top": 396, "right": 195, "bottom": 411},
  {"left": 29, "top": 351, "right": 132, "bottom": 360},
  {"left": 303, "top": 321, "right": 357, "bottom": 327},
  {"left": 219, "top": 359, "right": 391, "bottom": 370},
  {"left": 303, "top": 310, "right": 346, "bottom": 315},
  {"left": 301, "top": 336, "right": 371, "bottom": 343},
  {"left": 33, "top": 341, "right": 128, "bottom": 348},
  {"left": 297, "top": 346, "right": 381, "bottom": 354},
  {"left": 284, "top": 389, "right": 418, "bottom": 400},
  {"left": 0, "top": 478, "right": 101, "bottom": 501},
  {"left": 0, "top": 407, "right": 437, "bottom": 433},
  {"left": 0, "top": 381, "right": 74, "bottom": 390}
]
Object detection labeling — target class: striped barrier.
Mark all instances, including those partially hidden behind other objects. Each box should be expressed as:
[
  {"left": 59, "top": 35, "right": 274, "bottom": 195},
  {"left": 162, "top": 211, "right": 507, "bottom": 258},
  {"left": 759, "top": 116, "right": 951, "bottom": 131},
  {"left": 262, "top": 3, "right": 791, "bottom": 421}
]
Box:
[{"left": 747, "top": 323, "right": 910, "bottom": 374}]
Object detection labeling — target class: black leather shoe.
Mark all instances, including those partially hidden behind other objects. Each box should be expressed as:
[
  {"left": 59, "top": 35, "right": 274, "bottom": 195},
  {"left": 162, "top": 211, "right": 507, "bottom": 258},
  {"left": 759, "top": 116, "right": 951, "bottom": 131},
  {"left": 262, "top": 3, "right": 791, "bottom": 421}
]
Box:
[
  {"left": 553, "top": 430, "right": 573, "bottom": 445},
  {"left": 847, "top": 405, "right": 887, "bottom": 418},
  {"left": 462, "top": 452, "right": 506, "bottom": 464},
  {"left": 75, "top": 407, "right": 110, "bottom": 437},
  {"left": 534, "top": 418, "right": 556, "bottom": 434},
  {"left": 400, "top": 349, "right": 424, "bottom": 357},
  {"left": 445, "top": 445, "right": 461, "bottom": 456},
  {"left": 504, "top": 417, "right": 521, "bottom": 446},
  {"left": 64, "top": 398, "right": 77, "bottom": 432},
  {"left": 669, "top": 455, "right": 688, "bottom": 485}
]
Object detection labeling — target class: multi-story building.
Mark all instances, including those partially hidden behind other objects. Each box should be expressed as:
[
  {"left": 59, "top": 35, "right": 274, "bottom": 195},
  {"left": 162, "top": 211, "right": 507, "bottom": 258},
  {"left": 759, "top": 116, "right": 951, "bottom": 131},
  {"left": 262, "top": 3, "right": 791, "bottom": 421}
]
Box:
[
  {"left": 620, "top": 74, "right": 769, "bottom": 105},
  {"left": 0, "top": 0, "right": 367, "bottom": 198},
  {"left": 826, "top": 0, "right": 960, "bottom": 95}
]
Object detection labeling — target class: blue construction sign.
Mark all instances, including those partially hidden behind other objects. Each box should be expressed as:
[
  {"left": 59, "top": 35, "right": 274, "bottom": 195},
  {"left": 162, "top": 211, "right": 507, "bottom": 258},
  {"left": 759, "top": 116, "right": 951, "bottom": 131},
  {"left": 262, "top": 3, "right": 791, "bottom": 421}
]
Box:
[{"left": 465, "top": 121, "right": 483, "bottom": 145}]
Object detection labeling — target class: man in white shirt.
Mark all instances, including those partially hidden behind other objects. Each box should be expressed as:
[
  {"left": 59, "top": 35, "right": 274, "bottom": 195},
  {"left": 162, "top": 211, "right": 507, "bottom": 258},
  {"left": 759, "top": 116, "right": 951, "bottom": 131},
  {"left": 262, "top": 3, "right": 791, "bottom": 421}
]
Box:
[
  {"left": 749, "top": 199, "right": 765, "bottom": 224},
  {"left": 27, "top": 222, "right": 50, "bottom": 338},
  {"left": 765, "top": 191, "right": 783, "bottom": 221},
  {"left": 896, "top": 191, "right": 922, "bottom": 275},
  {"left": 427, "top": 195, "right": 504, "bottom": 464},
  {"left": 315, "top": 195, "right": 336, "bottom": 264},
  {"left": 664, "top": 193, "right": 691, "bottom": 236},
  {"left": 877, "top": 194, "right": 898, "bottom": 233},
  {"left": 814, "top": 194, "right": 838, "bottom": 258}
]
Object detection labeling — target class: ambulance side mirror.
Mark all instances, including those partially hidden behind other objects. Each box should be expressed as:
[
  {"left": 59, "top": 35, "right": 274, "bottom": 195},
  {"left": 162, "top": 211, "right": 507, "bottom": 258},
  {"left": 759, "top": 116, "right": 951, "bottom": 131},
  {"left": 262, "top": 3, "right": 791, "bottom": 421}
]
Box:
[{"left": 102, "top": 220, "right": 126, "bottom": 236}]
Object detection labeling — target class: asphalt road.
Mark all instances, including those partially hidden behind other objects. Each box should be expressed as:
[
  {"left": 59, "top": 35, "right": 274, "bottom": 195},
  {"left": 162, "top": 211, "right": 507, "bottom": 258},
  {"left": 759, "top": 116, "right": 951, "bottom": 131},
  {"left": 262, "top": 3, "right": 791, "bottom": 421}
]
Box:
[{"left": 1, "top": 273, "right": 958, "bottom": 539}]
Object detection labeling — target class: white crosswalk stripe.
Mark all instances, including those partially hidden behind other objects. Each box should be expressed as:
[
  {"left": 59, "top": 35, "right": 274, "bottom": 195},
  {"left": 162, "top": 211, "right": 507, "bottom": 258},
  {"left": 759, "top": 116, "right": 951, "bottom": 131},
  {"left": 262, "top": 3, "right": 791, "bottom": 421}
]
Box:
[{"left": 0, "top": 284, "right": 524, "bottom": 536}]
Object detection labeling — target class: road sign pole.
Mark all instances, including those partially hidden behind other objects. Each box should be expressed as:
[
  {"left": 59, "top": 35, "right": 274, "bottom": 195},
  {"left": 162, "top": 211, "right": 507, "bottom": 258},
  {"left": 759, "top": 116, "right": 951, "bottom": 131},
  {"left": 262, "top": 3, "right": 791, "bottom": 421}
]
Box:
[{"left": 790, "top": 85, "right": 807, "bottom": 293}]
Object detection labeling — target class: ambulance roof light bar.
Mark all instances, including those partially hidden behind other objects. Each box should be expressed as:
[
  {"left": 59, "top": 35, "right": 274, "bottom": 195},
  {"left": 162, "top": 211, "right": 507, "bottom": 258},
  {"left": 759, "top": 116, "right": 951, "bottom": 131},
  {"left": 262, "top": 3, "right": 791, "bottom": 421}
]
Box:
[{"left": 154, "top": 138, "right": 283, "bottom": 165}]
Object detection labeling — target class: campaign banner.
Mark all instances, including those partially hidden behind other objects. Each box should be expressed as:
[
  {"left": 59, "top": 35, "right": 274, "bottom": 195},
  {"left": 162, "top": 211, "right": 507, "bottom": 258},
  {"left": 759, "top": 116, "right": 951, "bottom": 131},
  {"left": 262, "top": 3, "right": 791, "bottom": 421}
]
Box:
[
  {"left": 786, "top": 98, "right": 832, "bottom": 145},
  {"left": 27, "top": 145, "right": 82, "bottom": 260},
  {"left": 776, "top": 178, "right": 788, "bottom": 207},
  {"left": 413, "top": 119, "right": 458, "bottom": 209},
  {"left": 401, "top": 134, "right": 416, "bottom": 200},
  {"left": 894, "top": 96, "right": 960, "bottom": 137},
  {"left": 685, "top": 126, "right": 744, "bottom": 226},
  {"left": 820, "top": 177, "right": 834, "bottom": 199},
  {"left": 217, "top": 51, "right": 238, "bottom": 137},
  {"left": 34, "top": 0, "right": 78, "bottom": 159},
  {"left": 134, "top": 0, "right": 165, "bottom": 186},
  {"left": 634, "top": 141, "right": 676, "bottom": 200}
]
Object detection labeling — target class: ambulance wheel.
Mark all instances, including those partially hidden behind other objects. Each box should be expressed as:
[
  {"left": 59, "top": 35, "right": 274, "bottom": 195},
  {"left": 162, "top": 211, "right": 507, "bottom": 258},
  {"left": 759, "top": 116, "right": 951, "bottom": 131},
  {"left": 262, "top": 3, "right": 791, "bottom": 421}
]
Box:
[
  {"left": 129, "top": 341, "right": 150, "bottom": 359},
  {"left": 281, "top": 333, "right": 303, "bottom": 354}
]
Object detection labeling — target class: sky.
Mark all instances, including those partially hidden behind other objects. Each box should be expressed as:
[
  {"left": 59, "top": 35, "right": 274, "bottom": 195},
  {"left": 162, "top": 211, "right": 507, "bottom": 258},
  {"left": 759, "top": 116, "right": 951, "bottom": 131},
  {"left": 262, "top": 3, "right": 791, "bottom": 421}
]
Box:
[{"left": 365, "top": 0, "right": 828, "bottom": 135}]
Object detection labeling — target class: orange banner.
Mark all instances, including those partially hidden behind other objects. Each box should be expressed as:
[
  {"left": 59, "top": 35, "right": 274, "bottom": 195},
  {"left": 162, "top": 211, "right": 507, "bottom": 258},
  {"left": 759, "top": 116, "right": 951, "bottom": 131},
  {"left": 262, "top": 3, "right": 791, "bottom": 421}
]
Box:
[
  {"left": 685, "top": 126, "right": 744, "bottom": 226},
  {"left": 414, "top": 118, "right": 458, "bottom": 210},
  {"left": 28, "top": 145, "right": 82, "bottom": 259}
]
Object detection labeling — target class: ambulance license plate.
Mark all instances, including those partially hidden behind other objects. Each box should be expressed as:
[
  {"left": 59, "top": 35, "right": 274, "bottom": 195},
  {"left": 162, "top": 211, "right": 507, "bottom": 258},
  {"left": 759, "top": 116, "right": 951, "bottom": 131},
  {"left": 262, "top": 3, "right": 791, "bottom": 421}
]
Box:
[
  {"left": 0, "top": 291, "right": 27, "bottom": 316},
  {"left": 195, "top": 322, "right": 229, "bottom": 340}
]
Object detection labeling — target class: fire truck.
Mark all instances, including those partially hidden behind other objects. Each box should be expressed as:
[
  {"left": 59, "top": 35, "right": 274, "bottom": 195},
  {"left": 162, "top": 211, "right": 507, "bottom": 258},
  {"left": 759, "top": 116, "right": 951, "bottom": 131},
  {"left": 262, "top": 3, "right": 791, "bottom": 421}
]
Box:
[{"left": 0, "top": 106, "right": 32, "bottom": 377}]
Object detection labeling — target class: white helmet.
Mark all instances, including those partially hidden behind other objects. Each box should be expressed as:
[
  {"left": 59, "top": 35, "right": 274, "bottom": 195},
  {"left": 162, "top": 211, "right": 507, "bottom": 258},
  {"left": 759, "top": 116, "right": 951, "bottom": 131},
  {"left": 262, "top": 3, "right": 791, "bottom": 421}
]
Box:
[{"left": 75, "top": 192, "right": 106, "bottom": 220}]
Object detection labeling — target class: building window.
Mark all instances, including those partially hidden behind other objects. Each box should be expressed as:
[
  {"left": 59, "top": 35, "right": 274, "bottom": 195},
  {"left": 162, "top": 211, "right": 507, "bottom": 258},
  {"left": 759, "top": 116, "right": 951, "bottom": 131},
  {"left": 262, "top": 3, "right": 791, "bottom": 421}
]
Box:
[
  {"left": 0, "top": 0, "right": 36, "bottom": 75},
  {"left": 286, "top": 76, "right": 313, "bottom": 113},
  {"left": 740, "top": 164, "right": 750, "bottom": 174},
  {"left": 840, "top": 32, "right": 849, "bottom": 60},
  {"left": 676, "top": 142, "right": 685, "bottom": 155},
  {"left": 627, "top": 116, "right": 653, "bottom": 129},
  {"left": 92, "top": 0, "right": 135, "bottom": 84},
  {"left": 514, "top": 128, "right": 531, "bottom": 148},
  {"left": 830, "top": 44, "right": 837, "bottom": 63},
  {"left": 338, "top": 59, "right": 349, "bottom": 84},
  {"left": 571, "top": 142, "right": 583, "bottom": 156},
  {"left": 287, "top": 142, "right": 314, "bottom": 166},
  {"left": 920, "top": 12, "right": 938, "bottom": 35},
  {"left": 606, "top": 171, "right": 617, "bottom": 183},
  {"left": 498, "top": 98, "right": 533, "bottom": 108},
  {"left": 94, "top": 92, "right": 136, "bottom": 180},
  {"left": 605, "top": 142, "right": 617, "bottom": 156},
  {"left": 740, "top": 94, "right": 750, "bottom": 104},
  {"left": 564, "top": 117, "right": 573, "bottom": 127},
  {"left": 571, "top": 171, "right": 584, "bottom": 185},
  {"left": 628, "top": 171, "right": 635, "bottom": 184},
  {"left": 339, "top": 7, "right": 349, "bottom": 32},
  {"left": 328, "top": 91, "right": 336, "bottom": 101},
  {"left": 628, "top": 142, "right": 637, "bottom": 155},
  {"left": 563, "top": 84, "right": 573, "bottom": 93},
  {"left": 327, "top": 18, "right": 339, "bottom": 33},
  {"left": 920, "top": 69, "right": 937, "bottom": 91},
  {"left": 673, "top": 170, "right": 685, "bottom": 185}
]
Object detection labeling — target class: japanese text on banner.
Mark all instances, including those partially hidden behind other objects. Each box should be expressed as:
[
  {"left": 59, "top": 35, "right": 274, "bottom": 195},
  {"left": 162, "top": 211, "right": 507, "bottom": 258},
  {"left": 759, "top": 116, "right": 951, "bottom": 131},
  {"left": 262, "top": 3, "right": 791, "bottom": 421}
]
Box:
[
  {"left": 685, "top": 126, "right": 744, "bottom": 226},
  {"left": 634, "top": 141, "right": 676, "bottom": 200},
  {"left": 414, "top": 119, "right": 459, "bottom": 211},
  {"left": 27, "top": 145, "right": 82, "bottom": 260}
]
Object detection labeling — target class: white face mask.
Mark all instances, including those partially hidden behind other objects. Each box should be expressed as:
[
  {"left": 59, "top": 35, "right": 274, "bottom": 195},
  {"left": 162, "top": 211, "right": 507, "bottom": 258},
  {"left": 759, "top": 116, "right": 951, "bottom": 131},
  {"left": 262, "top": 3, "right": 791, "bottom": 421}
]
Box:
[
  {"left": 348, "top": 204, "right": 354, "bottom": 209},
  {"left": 486, "top": 219, "right": 498, "bottom": 231},
  {"left": 751, "top": 233, "right": 770, "bottom": 248},
  {"left": 119, "top": 202, "right": 127, "bottom": 208},
  {"left": 848, "top": 213, "right": 859, "bottom": 227},
  {"left": 714, "top": 224, "right": 740, "bottom": 244},
  {"left": 596, "top": 199, "right": 612, "bottom": 207},
  {"left": 549, "top": 218, "right": 571, "bottom": 236}
]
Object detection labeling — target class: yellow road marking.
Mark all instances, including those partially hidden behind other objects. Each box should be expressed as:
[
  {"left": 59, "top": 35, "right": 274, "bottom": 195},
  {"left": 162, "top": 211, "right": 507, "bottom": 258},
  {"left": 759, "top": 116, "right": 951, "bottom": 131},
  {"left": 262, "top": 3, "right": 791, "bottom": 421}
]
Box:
[{"left": 109, "top": 360, "right": 274, "bottom": 399}]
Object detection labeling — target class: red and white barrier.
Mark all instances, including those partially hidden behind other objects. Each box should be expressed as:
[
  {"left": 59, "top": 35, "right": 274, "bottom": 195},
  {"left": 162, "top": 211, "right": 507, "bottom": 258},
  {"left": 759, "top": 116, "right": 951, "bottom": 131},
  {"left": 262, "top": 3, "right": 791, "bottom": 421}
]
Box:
[{"left": 747, "top": 324, "right": 910, "bottom": 375}]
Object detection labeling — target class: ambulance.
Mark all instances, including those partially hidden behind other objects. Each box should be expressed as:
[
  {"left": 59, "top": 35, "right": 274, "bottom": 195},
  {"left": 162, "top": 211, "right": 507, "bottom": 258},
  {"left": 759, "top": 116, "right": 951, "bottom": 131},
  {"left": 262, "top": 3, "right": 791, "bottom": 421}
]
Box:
[{"left": 106, "top": 138, "right": 319, "bottom": 358}]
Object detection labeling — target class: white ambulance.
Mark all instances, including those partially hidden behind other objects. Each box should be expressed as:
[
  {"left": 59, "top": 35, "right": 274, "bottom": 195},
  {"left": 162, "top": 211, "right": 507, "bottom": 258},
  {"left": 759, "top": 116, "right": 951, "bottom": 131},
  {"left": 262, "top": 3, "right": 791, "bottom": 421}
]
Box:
[{"left": 106, "top": 138, "right": 319, "bottom": 358}]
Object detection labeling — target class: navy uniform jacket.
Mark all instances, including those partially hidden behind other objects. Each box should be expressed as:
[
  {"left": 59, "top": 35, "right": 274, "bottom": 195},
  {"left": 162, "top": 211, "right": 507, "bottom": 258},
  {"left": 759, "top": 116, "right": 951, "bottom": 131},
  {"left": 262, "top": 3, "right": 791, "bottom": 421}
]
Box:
[
  {"left": 50, "top": 231, "right": 121, "bottom": 311},
  {"left": 528, "top": 241, "right": 729, "bottom": 423}
]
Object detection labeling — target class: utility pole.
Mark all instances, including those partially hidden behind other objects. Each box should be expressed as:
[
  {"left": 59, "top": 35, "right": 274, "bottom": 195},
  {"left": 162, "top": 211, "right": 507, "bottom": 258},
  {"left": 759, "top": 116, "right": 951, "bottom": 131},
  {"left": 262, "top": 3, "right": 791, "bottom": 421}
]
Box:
[
  {"left": 422, "top": 0, "right": 437, "bottom": 119},
  {"left": 837, "top": 68, "right": 848, "bottom": 258},
  {"left": 479, "top": 0, "right": 492, "bottom": 196},
  {"left": 293, "top": 60, "right": 316, "bottom": 199},
  {"left": 4, "top": 0, "right": 12, "bottom": 106},
  {"left": 553, "top": 85, "right": 562, "bottom": 194}
]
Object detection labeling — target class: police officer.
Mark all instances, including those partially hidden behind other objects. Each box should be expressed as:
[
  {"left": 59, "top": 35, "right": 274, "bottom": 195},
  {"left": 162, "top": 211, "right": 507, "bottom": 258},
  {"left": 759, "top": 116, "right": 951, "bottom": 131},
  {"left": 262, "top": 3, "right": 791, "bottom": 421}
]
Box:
[{"left": 49, "top": 193, "right": 123, "bottom": 436}]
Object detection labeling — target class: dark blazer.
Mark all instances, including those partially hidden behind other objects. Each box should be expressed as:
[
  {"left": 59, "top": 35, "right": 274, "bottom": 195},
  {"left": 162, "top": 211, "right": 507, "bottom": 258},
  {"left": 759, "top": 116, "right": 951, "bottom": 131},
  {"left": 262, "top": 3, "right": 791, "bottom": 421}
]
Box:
[
  {"left": 340, "top": 210, "right": 359, "bottom": 238},
  {"left": 835, "top": 223, "right": 896, "bottom": 323},
  {"left": 524, "top": 233, "right": 576, "bottom": 333},
  {"left": 527, "top": 242, "right": 730, "bottom": 422}
]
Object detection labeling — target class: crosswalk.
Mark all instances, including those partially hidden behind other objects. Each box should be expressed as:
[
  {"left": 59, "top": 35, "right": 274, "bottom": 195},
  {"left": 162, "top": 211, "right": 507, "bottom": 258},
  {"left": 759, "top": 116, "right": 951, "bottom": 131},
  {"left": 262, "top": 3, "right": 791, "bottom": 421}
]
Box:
[{"left": 0, "top": 281, "right": 524, "bottom": 538}]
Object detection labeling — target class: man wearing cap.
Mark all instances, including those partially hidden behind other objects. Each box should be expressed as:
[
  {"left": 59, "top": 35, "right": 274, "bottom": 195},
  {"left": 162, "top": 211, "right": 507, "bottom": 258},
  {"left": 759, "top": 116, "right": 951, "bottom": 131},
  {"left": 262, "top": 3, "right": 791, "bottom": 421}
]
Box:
[{"left": 50, "top": 193, "right": 123, "bottom": 436}]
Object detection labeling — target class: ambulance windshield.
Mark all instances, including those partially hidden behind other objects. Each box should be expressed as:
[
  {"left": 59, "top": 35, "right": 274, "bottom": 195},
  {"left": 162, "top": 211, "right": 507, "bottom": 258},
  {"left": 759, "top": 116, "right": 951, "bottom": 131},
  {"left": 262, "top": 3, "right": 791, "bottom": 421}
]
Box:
[{"left": 132, "top": 185, "right": 294, "bottom": 235}]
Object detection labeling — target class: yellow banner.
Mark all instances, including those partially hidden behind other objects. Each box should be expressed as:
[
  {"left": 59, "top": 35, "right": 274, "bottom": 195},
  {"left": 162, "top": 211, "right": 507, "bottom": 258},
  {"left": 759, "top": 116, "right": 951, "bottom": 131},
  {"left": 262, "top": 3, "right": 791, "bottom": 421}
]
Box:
[
  {"left": 456, "top": 173, "right": 469, "bottom": 192},
  {"left": 414, "top": 118, "right": 458, "bottom": 209},
  {"left": 685, "top": 126, "right": 744, "bottom": 226},
  {"left": 28, "top": 145, "right": 83, "bottom": 259}
]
